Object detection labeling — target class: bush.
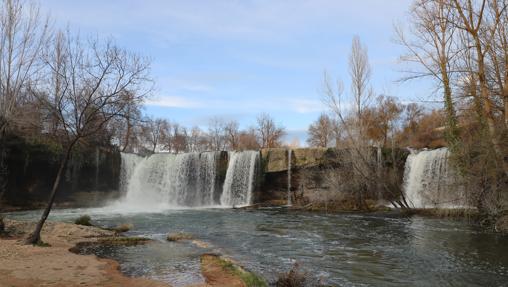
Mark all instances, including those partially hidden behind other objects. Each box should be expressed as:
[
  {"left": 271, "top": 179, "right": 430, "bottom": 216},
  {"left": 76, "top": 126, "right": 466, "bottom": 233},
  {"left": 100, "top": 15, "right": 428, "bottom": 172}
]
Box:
[
  {"left": 74, "top": 215, "right": 92, "bottom": 226},
  {"left": 275, "top": 263, "right": 309, "bottom": 287}
]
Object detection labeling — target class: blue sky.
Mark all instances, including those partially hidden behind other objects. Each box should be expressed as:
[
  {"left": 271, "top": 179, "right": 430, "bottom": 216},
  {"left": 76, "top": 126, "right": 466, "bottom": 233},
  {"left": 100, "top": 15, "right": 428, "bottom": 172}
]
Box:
[{"left": 43, "top": 0, "right": 435, "bottom": 145}]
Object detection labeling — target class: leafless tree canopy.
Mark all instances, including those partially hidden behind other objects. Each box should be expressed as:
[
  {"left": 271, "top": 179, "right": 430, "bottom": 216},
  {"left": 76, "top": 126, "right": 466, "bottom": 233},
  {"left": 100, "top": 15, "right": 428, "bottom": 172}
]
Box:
[
  {"left": 307, "top": 113, "right": 335, "bottom": 148},
  {"left": 255, "top": 113, "right": 286, "bottom": 149},
  {"left": 0, "top": 0, "right": 49, "bottom": 135}
]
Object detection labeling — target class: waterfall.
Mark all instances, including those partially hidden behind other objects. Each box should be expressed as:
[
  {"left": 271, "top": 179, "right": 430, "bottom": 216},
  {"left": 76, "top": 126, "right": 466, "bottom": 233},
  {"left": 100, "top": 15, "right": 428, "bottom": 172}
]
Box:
[
  {"left": 118, "top": 151, "right": 259, "bottom": 210},
  {"left": 403, "top": 148, "right": 465, "bottom": 208},
  {"left": 287, "top": 149, "right": 292, "bottom": 206},
  {"left": 119, "top": 152, "right": 219, "bottom": 209},
  {"left": 220, "top": 151, "right": 259, "bottom": 207},
  {"left": 119, "top": 153, "right": 143, "bottom": 193}
]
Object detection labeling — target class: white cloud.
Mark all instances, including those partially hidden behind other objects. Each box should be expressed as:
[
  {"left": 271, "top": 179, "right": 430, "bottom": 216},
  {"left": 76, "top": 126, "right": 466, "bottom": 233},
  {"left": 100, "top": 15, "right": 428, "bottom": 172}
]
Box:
[
  {"left": 288, "top": 99, "right": 324, "bottom": 113},
  {"left": 145, "top": 96, "right": 203, "bottom": 108}
]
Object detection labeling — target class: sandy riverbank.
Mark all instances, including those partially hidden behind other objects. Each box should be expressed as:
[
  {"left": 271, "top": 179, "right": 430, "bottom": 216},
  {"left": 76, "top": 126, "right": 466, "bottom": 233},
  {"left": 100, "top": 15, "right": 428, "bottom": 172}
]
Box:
[
  {"left": 0, "top": 219, "right": 265, "bottom": 287},
  {"left": 0, "top": 219, "right": 169, "bottom": 287}
]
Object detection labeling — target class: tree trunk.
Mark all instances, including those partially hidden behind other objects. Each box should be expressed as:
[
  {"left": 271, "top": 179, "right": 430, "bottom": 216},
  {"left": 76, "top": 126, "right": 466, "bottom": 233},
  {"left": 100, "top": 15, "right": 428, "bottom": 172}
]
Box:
[
  {"left": 24, "top": 143, "right": 74, "bottom": 245},
  {"left": 121, "top": 118, "right": 131, "bottom": 153},
  {"left": 504, "top": 71, "right": 508, "bottom": 129},
  {"left": 475, "top": 42, "right": 508, "bottom": 178}
]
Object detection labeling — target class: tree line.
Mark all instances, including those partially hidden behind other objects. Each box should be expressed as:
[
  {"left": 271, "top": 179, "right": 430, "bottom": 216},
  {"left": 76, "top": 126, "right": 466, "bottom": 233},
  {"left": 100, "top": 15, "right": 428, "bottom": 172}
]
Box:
[
  {"left": 119, "top": 112, "right": 286, "bottom": 154},
  {"left": 303, "top": 0, "right": 507, "bottom": 217},
  {"left": 1, "top": 0, "right": 507, "bottom": 241}
]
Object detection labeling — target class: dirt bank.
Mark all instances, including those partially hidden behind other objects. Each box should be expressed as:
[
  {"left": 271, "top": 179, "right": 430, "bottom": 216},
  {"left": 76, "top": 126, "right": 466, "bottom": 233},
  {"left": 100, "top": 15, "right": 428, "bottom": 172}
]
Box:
[
  {"left": 0, "top": 219, "right": 168, "bottom": 287},
  {"left": 0, "top": 219, "right": 268, "bottom": 287}
]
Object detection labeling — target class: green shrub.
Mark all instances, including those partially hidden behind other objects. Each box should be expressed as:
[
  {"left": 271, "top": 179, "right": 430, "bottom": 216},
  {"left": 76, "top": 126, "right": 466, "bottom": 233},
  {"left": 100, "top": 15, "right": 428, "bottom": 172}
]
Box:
[{"left": 74, "top": 215, "right": 92, "bottom": 226}]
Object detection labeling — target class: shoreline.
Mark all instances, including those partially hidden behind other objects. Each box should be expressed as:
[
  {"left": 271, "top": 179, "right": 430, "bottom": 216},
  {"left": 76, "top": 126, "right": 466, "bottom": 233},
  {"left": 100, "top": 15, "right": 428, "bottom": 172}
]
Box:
[
  {"left": 0, "top": 218, "right": 169, "bottom": 287},
  {"left": 0, "top": 218, "right": 268, "bottom": 287}
]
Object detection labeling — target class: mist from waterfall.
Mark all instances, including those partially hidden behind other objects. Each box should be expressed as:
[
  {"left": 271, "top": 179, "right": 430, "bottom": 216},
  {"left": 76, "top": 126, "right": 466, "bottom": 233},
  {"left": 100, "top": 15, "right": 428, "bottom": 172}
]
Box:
[
  {"left": 220, "top": 151, "right": 259, "bottom": 207},
  {"left": 403, "top": 148, "right": 466, "bottom": 208},
  {"left": 117, "top": 151, "right": 258, "bottom": 210}
]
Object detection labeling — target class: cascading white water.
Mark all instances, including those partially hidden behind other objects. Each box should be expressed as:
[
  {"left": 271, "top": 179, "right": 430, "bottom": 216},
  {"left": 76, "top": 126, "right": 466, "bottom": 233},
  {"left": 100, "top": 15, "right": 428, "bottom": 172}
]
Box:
[
  {"left": 403, "top": 148, "right": 465, "bottom": 208},
  {"left": 287, "top": 149, "right": 292, "bottom": 206},
  {"left": 119, "top": 153, "right": 143, "bottom": 193},
  {"left": 119, "top": 152, "right": 219, "bottom": 209},
  {"left": 220, "top": 151, "right": 259, "bottom": 207}
]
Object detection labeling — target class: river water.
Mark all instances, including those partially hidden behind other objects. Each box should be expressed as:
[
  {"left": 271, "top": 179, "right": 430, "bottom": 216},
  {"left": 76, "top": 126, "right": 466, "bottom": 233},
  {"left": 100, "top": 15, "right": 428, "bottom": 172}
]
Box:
[{"left": 8, "top": 208, "right": 508, "bottom": 286}]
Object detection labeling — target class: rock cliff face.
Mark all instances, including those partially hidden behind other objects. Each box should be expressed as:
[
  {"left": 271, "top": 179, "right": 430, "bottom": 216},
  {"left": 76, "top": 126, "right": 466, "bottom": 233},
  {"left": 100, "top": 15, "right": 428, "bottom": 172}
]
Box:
[
  {"left": 0, "top": 136, "right": 121, "bottom": 210},
  {"left": 261, "top": 147, "right": 338, "bottom": 172},
  {"left": 256, "top": 147, "right": 408, "bottom": 207},
  {"left": 0, "top": 140, "right": 408, "bottom": 210}
]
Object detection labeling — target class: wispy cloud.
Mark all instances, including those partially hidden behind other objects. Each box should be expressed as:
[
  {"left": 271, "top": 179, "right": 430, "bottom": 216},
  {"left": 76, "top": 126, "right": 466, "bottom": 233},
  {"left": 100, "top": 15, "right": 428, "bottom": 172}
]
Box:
[
  {"left": 289, "top": 99, "right": 324, "bottom": 114},
  {"left": 145, "top": 96, "right": 203, "bottom": 108}
]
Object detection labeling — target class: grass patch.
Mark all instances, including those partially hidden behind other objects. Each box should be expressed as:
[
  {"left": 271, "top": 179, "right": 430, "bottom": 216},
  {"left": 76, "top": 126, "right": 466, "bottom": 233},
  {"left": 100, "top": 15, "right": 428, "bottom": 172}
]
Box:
[
  {"left": 97, "top": 236, "right": 151, "bottom": 246},
  {"left": 206, "top": 254, "right": 267, "bottom": 287},
  {"left": 167, "top": 232, "right": 193, "bottom": 241},
  {"left": 102, "top": 223, "right": 133, "bottom": 233},
  {"left": 74, "top": 215, "right": 92, "bottom": 226},
  {"left": 35, "top": 241, "right": 51, "bottom": 247}
]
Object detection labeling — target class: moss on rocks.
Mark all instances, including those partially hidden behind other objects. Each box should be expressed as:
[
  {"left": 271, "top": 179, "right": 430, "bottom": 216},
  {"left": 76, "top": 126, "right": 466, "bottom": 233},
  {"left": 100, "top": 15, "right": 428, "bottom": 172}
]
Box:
[
  {"left": 201, "top": 254, "right": 267, "bottom": 287},
  {"left": 166, "top": 232, "right": 193, "bottom": 241}
]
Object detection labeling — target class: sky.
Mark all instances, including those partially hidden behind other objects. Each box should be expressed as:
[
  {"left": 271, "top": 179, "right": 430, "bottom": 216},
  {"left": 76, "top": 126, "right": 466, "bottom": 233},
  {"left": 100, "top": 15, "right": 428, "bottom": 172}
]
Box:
[{"left": 42, "top": 0, "right": 435, "bottom": 145}]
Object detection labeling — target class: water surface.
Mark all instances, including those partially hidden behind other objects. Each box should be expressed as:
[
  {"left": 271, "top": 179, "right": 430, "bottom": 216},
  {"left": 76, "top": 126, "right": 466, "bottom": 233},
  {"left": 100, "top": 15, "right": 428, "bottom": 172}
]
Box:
[{"left": 8, "top": 208, "right": 508, "bottom": 286}]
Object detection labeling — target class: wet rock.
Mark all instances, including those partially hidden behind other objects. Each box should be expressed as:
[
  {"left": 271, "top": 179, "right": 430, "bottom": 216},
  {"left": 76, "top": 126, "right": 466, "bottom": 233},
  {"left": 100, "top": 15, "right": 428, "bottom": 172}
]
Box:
[
  {"left": 495, "top": 214, "right": 508, "bottom": 233},
  {"left": 166, "top": 232, "right": 193, "bottom": 241}
]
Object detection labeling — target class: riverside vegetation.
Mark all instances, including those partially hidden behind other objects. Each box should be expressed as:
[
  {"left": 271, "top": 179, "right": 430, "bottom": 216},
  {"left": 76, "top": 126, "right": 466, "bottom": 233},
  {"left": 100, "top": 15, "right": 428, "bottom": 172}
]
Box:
[{"left": 0, "top": 0, "right": 508, "bottom": 286}]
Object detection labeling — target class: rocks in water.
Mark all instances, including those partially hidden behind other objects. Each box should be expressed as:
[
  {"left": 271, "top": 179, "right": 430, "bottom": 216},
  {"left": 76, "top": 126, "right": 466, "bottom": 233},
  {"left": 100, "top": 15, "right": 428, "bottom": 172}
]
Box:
[
  {"left": 275, "top": 263, "right": 309, "bottom": 287},
  {"left": 200, "top": 253, "right": 267, "bottom": 287},
  {"left": 109, "top": 223, "right": 133, "bottom": 233},
  {"left": 166, "top": 232, "right": 193, "bottom": 242},
  {"left": 495, "top": 215, "right": 508, "bottom": 233}
]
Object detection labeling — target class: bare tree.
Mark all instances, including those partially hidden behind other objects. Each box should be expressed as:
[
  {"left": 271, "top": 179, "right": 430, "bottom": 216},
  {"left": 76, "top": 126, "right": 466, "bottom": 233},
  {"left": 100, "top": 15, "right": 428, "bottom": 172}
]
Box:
[
  {"left": 171, "top": 123, "right": 188, "bottom": 153},
  {"left": 238, "top": 128, "right": 260, "bottom": 150},
  {"left": 255, "top": 113, "right": 285, "bottom": 148},
  {"left": 24, "top": 31, "right": 151, "bottom": 244},
  {"left": 143, "top": 117, "right": 166, "bottom": 153},
  {"left": 0, "top": 0, "right": 50, "bottom": 135},
  {"left": 187, "top": 126, "right": 208, "bottom": 152},
  {"left": 307, "top": 113, "right": 334, "bottom": 147},
  {"left": 224, "top": 120, "right": 240, "bottom": 150},
  {"left": 323, "top": 36, "right": 410, "bottom": 210},
  {"left": 451, "top": 0, "right": 508, "bottom": 176},
  {"left": 362, "top": 95, "right": 404, "bottom": 147},
  {"left": 207, "top": 116, "right": 226, "bottom": 151},
  {"left": 395, "top": 0, "right": 461, "bottom": 151},
  {"left": 350, "top": 36, "right": 373, "bottom": 123}
]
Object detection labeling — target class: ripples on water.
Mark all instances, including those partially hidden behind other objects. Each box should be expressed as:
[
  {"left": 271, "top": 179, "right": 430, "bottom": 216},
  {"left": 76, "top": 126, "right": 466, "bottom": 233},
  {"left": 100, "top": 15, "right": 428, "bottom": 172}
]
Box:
[{"left": 8, "top": 208, "right": 508, "bottom": 286}]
